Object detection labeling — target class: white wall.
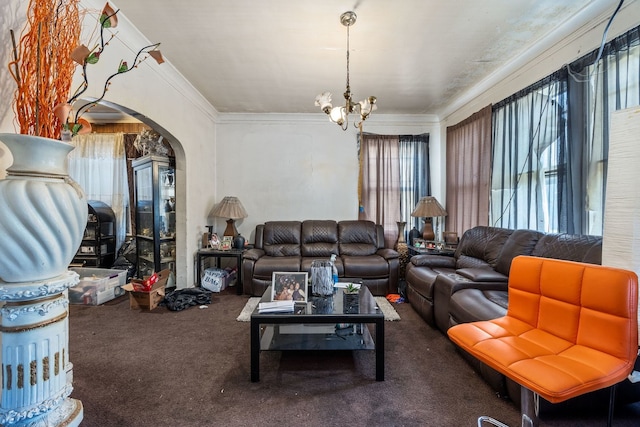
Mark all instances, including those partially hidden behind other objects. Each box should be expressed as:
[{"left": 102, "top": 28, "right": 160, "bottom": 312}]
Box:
[{"left": 214, "top": 113, "right": 440, "bottom": 242}]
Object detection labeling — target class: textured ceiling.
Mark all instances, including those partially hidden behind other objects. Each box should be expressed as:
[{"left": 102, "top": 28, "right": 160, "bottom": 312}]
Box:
[{"left": 111, "top": 0, "right": 607, "bottom": 117}]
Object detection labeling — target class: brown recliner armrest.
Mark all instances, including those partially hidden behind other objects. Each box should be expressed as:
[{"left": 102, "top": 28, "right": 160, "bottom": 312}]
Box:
[
  {"left": 411, "top": 254, "right": 455, "bottom": 268},
  {"left": 376, "top": 248, "right": 399, "bottom": 260},
  {"left": 242, "top": 248, "right": 264, "bottom": 262},
  {"left": 456, "top": 267, "right": 507, "bottom": 282}
]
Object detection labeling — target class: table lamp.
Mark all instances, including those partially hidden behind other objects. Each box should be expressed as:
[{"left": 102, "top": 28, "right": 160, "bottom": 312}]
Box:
[
  {"left": 410, "top": 196, "right": 448, "bottom": 241},
  {"left": 210, "top": 196, "right": 248, "bottom": 237}
]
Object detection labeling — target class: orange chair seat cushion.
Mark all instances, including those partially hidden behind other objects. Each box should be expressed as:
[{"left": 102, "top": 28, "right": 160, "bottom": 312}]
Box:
[
  {"left": 447, "top": 256, "right": 638, "bottom": 404},
  {"left": 448, "top": 317, "right": 634, "bottom": 403}
]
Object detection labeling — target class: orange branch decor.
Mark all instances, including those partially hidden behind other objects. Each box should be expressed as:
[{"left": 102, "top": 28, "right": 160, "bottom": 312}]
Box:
[
  {"left": 9, "top": 0, "right": 82, "bottom": 139},
  {"left": 8, "top": 1, "right": 164, "bottom": 140}
]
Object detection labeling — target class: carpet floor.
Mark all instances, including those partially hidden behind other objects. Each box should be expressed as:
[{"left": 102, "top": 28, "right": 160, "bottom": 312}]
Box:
[{"left": 68, "top": 287, "right": 640, "bottom": 426}]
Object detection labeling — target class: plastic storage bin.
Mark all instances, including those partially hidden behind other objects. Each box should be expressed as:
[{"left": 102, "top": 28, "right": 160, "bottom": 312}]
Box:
[{"left": 69, "top": 267, "right": 127, "bottom": 305}]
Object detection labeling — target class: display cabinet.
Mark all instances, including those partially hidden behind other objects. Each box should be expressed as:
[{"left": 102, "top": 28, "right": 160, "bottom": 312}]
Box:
[
  {"left": 72, "top": 200, "right": 116, "bottom": 268},
  {"left": 132, "top": 155, "right": 176, "bottom": 282}
]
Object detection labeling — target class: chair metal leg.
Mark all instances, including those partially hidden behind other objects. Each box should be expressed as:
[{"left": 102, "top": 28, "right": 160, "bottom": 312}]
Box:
[
  {"left": 478, "top": 415, "right": 510, "bottom": 427},
  {"left": 520, "top": 386, "right": 539, "bottom": 427},
  {"left": 607, "top": 384, "right": 617, "bottom": 427}
]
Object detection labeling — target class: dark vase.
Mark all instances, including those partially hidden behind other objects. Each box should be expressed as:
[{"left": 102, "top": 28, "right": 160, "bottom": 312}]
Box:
[
  {"left": 233, "top": 233, "right": 245, "bottom": 250},
  {"left": 343, "top": 292, "right": 360, "bottom": 314},
  {"left": 409, "top": 226, "right": 421, "bottom": 246}
]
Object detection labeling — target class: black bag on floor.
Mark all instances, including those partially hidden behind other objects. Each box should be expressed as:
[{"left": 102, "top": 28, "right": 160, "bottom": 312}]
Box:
[{"left": 162, "top": 288, "right": 212, "bottom": 311}]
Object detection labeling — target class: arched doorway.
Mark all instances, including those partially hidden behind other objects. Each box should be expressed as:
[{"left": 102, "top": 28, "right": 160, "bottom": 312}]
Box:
[{"left": 80, "top": 100, "right": 189, "bottom": 289}]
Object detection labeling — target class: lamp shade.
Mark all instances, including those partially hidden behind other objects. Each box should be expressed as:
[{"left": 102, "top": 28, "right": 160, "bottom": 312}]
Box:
[
  {"left": 210, "top": 196, "right": 248, "bottom": 219},
  {"left": 210, "top": 196, "right": 248, "bottom": 238},
  {"left": 411, "top": 196, "right": 447, "bottom": 241},
  {"left": 411, "top": 196, "right": 447, "bottom": 218}
]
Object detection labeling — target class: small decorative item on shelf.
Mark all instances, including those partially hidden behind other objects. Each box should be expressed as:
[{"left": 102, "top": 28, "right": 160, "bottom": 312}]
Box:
[
  {"left": 220, "top": 236, "right": 232, "bottom": 251},
  {"left": 233, "top": 233, "right": 245, "bottom": 250},
  {"left": 209, "top": 233, "right": 220, "bottom": 249},
  {"left": 343, "top": 283, "right": 360, "bottom": 314},
  {"left": 311, "top": 295, "right": 334, "bottom": 314},
  {"left": 408, "top": 226, "right": 421, "bottom": 246}
]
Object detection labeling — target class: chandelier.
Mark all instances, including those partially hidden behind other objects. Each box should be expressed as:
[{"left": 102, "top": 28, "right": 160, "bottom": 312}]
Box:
[{"left": 315, "top": 11, "right": 377, "bottom": 131}]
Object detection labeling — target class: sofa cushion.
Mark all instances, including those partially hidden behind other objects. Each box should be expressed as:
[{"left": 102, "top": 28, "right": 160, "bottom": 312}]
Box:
[
  {"left": 338, "top": 220, "right": 379, "bottom": 256},
  {"left": 449, "top": 288, "right": 509, "bottom": 325},
  {"left": 263, "top": 221, "right": 302, "bottom": 257},
  {"left": 494, "top": 229, "right": 543, "bottom": 275},
  {"left": 342, "top": 255, "right": 389, "bottom": 278},
  {"left": 300, "top": 220, "right": 339, "bottom": 257},
  {"left": 455, "top": 255, "right": 492, "bottom": 269},
  {"left": 532, "top": 233, "right": 602, "bottom": 264},
  {"left": 253, "top": 256, "right": 301, "bottom": 279},
  {"left": 455, "top": 226, "right": 514, "bottom": 269}
]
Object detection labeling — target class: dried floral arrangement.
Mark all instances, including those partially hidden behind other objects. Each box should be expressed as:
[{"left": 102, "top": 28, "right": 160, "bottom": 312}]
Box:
[{"left": 8, "top": 1, "right": 164, "bottom": 140}]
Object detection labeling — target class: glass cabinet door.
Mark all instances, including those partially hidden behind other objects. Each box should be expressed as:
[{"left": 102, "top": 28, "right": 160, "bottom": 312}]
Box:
[{"left": 132, "top": 155, "right": 176, "bottom": 283}]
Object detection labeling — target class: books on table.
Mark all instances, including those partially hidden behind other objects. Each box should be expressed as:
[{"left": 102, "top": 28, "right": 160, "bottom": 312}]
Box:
[{"left": 258, "top": 300, "right": 295, "bottom": 313}]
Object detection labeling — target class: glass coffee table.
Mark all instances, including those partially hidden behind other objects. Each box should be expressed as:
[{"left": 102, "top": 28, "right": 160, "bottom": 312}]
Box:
[{"left": 250, "top": 285, "right": 385, "bottom": 382}]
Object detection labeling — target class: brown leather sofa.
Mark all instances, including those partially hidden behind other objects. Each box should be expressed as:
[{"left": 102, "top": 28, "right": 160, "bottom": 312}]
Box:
[
  {"left": 406, "top": 225, "right": 640, "bottom": 407},
  {"left": 405, "top": 226, "right": 602, "bottom": 331},
  {"left": 242, "top": 220, "right": 399, "bottom": 297}
]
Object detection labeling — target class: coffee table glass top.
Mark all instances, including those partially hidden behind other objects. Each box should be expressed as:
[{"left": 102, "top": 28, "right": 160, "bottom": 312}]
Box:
[{"left": 252, "top": 285, "right": 381, "bottom": 317}]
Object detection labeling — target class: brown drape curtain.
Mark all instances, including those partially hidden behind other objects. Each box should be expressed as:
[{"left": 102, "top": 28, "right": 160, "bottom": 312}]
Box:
[
  {"left": 445, "top": 105, "right": 492, "bottom": 236},
  {"left": 358, "top": 134, "right": 400, "bottom": 248},
  {"left": 124, "top": 134, "right": 140, "bottom": 235}
]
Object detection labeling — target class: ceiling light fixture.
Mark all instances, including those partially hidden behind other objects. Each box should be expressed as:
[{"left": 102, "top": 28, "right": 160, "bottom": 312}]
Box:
[{"left": 315, "top": 11, "right": 377, "bottom": 131}]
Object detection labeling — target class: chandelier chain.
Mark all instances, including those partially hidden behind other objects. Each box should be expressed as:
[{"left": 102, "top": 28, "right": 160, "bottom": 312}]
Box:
[
  {"left": 314, "top": 10, "right": 376, "bottom": 131},
  {"left": 346, "top": 24, "right": 350, "bottom": 92}
]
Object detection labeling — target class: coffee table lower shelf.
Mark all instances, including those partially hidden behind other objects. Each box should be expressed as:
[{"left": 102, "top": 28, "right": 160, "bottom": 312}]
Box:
[{"left": 260, "top": 324, "right": 375, "bottom": 351}]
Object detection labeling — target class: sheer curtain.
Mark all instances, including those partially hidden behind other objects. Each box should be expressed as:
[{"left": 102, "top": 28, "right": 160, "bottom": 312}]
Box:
[
  {"left": 358, "top": 134, "right": 400, "bottom": 248},
  {"left": 568, "top": 25, "right": 640, "bottom": 235},
  {"left": 490, "top": 72, "right": 569, "bottom": 233},
  {"left": 446, "top": 105, "right": 492, "bottom": 235},
  {"left": 399, "top": 134, "right": 429, "bottom": 238},
  {"left": 68, "top": 133, "right": 129, "bottom": 251}
]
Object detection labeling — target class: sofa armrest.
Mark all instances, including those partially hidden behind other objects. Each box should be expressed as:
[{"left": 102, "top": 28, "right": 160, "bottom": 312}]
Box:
[
  {"left": 242, "top": 248, "right": 265, "bottom": 262},
  {"left": 433, "top": 272, "right": 509, "bottom": 332},
  {"left": 411, "top": 254, "right": 456, "bottom": 268},
  {"left": 456, "top": 268, "right": 507, "bottom": 282},
  {"left": 376, "top": 248, "right": 399, "bottom": 260}
]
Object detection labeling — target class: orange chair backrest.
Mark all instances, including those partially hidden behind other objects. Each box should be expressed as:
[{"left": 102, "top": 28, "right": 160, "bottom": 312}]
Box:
[{"left": 508, "top": 256, "right": 638, "bottom": 361}]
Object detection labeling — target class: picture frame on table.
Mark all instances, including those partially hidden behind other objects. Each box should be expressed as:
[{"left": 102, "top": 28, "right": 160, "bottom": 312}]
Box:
[
  {"left": 271, "top": 272, "right": 308, "bottom": 302},
  {"left": 220, "top": 239, "right": 232, "bottom": 250},
  {"left": 209, "top": 233, "right": 220, "bottom": 249}
]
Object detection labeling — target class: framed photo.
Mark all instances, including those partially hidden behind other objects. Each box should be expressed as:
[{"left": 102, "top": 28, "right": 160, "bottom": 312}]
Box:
[
  {"left": 220, "top": 239, "right": 232, "bottom": 250},
  {"left": 271, "top": 272, "right": 308, "bottom": 302},
  {"left": 209, "top": 233, "right": 220, "bottom": 249},
  {"left": 222, "top": 235, "right": 233, "bottom": 242}
]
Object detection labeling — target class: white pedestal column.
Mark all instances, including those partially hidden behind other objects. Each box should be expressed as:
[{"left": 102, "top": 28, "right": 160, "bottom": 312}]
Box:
[{"left": 0, "top": 271, "right": 83, "bottom": 426}]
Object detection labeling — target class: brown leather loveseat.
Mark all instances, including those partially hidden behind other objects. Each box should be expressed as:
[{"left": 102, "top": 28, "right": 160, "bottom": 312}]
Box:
[{"left": 242, "top": 220, "right": 399, "bottom": 297}]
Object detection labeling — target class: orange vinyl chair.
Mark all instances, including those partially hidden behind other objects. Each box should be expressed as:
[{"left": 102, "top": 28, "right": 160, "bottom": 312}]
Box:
[{"left": 448, "top": 255, "right": 638, "bottom": 427}]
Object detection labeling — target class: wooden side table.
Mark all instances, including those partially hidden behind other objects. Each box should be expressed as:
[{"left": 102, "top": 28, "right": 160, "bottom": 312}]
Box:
[{"left": 196, "top": 248, "right": 244, "bottom": 295}]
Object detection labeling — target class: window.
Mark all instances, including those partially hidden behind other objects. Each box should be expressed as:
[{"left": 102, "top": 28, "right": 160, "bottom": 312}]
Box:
[
  {"left": 491, "top": 75, "right": 568, "bottom": 233},
  {"left": 358, "top": 133, "right": 429, "bottom": 247},
  {"left": 490, "top": 24, "right": 640, "bottom": 235}
]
